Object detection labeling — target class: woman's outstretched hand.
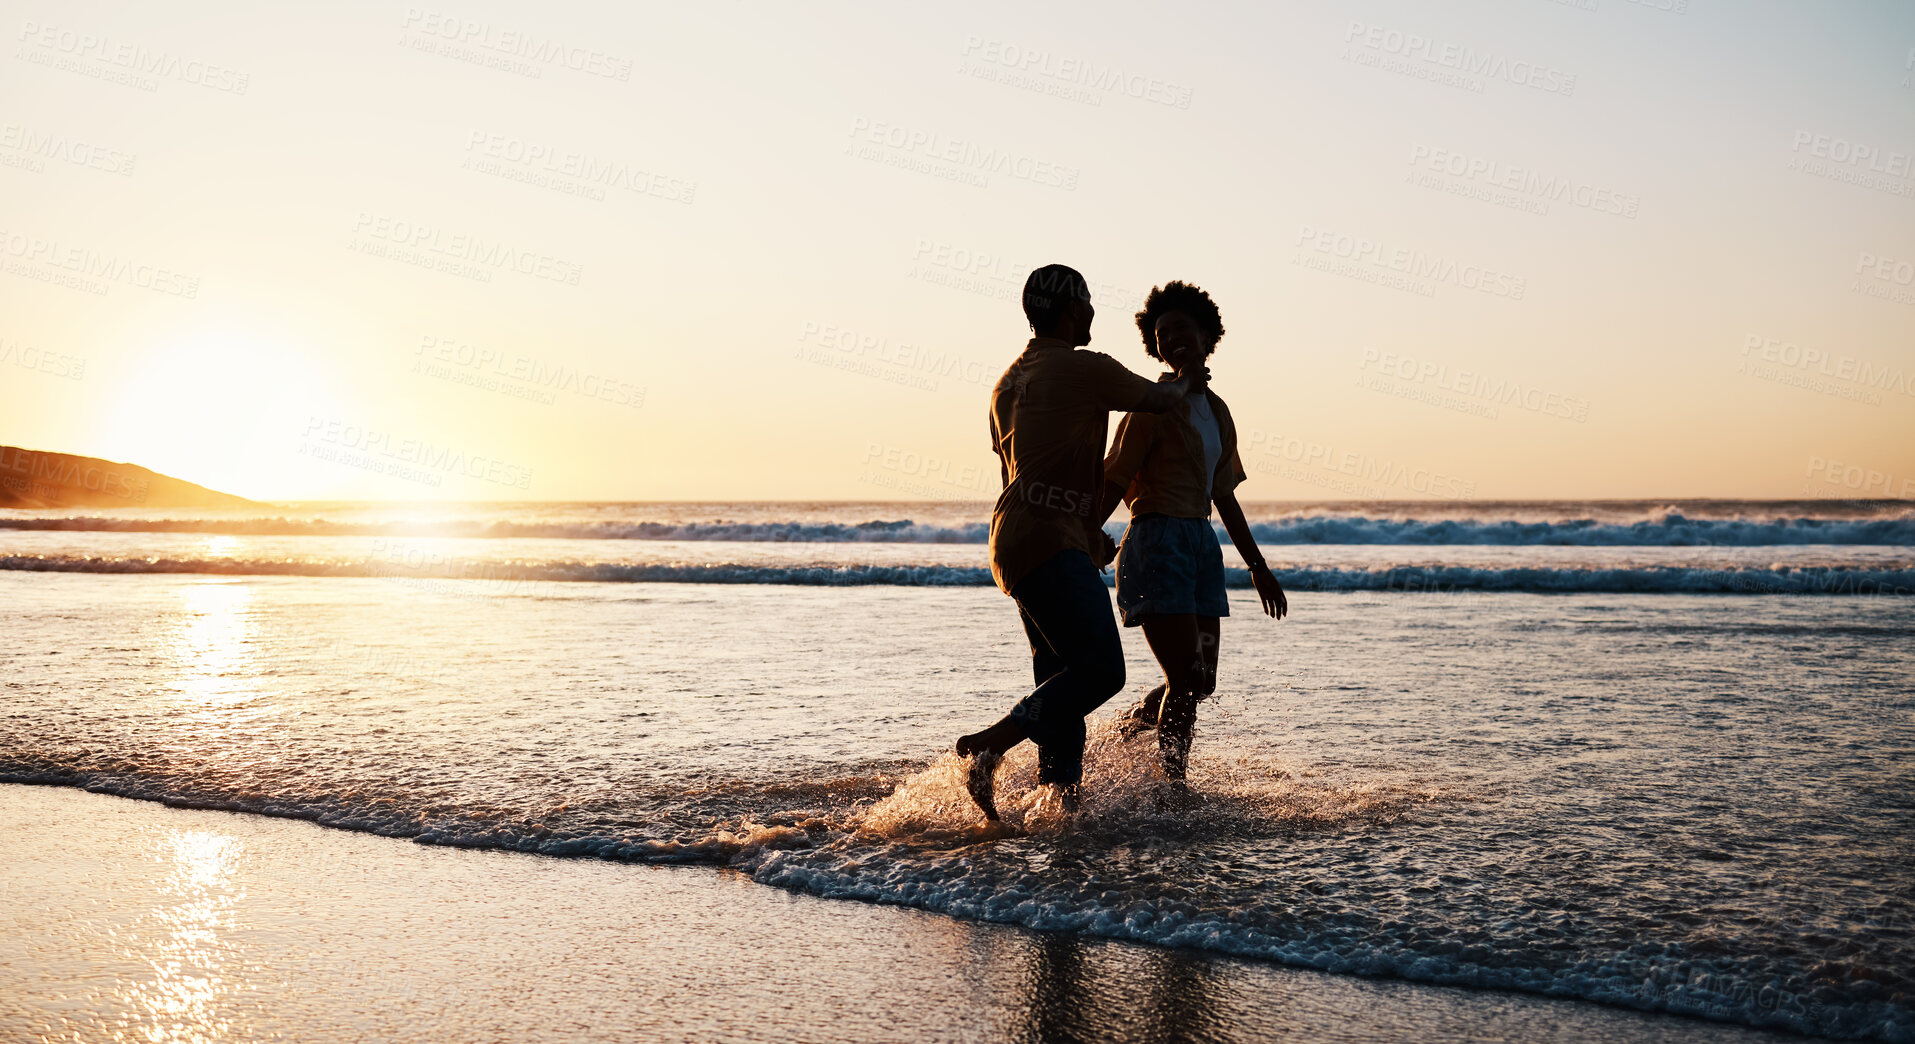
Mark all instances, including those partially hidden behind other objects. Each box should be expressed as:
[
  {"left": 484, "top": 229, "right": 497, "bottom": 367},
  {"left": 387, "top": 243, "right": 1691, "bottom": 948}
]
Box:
[{"left": 1252, "top": 564, "right": 1287, "bottom": 619}]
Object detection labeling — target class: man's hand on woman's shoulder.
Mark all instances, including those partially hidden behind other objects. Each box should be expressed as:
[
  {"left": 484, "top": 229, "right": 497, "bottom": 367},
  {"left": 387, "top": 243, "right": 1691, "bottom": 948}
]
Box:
[{"left": 1134, "top": 365, "right": 1210, "bottom": 413}]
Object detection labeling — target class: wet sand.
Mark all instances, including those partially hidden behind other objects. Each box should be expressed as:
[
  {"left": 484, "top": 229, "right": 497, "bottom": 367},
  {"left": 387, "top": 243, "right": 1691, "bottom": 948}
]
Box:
[{"left": 0, "top": 786, "right": 1804, "bottom": 1043}]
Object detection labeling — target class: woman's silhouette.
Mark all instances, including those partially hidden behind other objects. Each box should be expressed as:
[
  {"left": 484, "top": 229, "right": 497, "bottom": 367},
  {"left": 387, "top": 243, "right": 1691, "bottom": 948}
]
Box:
[{"left": 1095, "top": 281, "right": 1287, "bottom": 781}]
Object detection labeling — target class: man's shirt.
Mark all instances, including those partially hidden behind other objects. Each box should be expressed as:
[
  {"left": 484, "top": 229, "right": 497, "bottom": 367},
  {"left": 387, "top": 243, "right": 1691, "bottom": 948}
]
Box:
[{"left": 988, "top": 337, "right": 1158, "bottom": 593}]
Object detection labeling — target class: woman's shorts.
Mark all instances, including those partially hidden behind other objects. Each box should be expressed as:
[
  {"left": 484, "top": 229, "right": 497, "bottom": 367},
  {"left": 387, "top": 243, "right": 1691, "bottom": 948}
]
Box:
[{"left": 1114, "top": 514, "right": 1229, "bottom": 627}]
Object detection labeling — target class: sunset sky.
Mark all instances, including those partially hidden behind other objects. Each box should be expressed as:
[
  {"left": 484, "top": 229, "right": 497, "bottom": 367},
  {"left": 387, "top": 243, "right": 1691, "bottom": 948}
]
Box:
[{"left": 3, "top": 0, "right": 1911, "bottom": 502}]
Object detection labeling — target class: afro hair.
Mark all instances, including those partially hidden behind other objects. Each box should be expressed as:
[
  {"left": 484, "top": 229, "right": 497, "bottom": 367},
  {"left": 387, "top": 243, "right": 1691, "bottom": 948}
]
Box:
[{"left": 1134, "top": 280, "right": 1225, "bottom": 362}]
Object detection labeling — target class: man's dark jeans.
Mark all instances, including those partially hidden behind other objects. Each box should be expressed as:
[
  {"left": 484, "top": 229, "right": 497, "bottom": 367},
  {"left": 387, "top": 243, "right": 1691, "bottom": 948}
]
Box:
[{"left": 1008, "top": 549, "right": 1127, "bottom": 785}]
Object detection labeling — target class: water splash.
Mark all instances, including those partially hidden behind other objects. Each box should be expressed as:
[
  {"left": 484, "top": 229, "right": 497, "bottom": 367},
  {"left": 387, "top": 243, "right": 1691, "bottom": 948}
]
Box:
[{"left": 854, "top": 717, "right": 1443, "bottom": 843}]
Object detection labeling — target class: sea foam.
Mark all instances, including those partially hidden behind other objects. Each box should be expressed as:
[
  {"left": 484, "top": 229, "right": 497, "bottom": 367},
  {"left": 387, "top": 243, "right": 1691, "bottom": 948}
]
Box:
[
  {"left": 5, "top": 509, "right": 1912, "bottom": 546},
  {"left": 4, "top": 553, "right": 1910, "bottom": 594}
]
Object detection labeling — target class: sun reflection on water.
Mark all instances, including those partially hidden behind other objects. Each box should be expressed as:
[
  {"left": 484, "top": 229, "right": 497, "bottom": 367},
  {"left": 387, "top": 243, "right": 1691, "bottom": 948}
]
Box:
[
  {"left": 165, "top": 580, "right": 258, "bottom": 710},
  {"left": 113, "top": 829, "right": 245, "bottom": 1043}
]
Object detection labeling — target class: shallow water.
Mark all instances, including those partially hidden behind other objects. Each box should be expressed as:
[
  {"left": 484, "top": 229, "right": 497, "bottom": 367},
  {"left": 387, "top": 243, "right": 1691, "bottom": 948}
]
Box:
[
  {"left": 3, "top": 569, "right": 1910, "bottom": 1039},
  {"left": 1, "top": 786, "right": 1808, "bottom": 1044}
]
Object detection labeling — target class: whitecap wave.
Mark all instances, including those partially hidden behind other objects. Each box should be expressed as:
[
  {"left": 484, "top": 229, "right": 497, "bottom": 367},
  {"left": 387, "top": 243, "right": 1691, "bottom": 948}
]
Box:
[
  {"left": 1244, "top": 511, "right": 1915, "bottom": 546},
  {"left": 5, "top": 509, "right": 1912, "bottom": 545},
  {"left": 4, "top": 553, "right": 1910, "bottom": 594},
  {"left": 0, "top": 515, "right": 992, "bottom": 543}
]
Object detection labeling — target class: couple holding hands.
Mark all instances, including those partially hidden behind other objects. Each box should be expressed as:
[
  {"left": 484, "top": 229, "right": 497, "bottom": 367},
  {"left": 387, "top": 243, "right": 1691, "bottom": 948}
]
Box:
[{"left": 956, "top": 263, "right": 1288, "bottom": 821}]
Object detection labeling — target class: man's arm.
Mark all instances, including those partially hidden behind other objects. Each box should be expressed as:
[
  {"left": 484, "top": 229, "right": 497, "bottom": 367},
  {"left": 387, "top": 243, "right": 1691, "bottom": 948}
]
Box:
[
  {"left": 1214, "top": 488, "right": 1287, "bottom": 619},
  {"left": 1133, "top": 370, "right": 1204, "bottom": 413},
  {"left": 1089, "top": 407, "right": 1155, "bottom": 566},
  {"left": 1091, "top": 352, "right": 1206, "bottom": 414}
]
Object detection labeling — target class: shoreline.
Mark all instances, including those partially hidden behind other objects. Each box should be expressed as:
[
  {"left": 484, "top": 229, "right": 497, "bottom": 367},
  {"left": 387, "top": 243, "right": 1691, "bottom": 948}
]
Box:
[{"left": 0, "top": 784, "right": 1806, "bottom": 1043}]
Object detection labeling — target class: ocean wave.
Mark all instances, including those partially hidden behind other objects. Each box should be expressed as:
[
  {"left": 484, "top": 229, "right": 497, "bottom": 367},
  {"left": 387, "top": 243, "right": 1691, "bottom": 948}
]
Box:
[
  {"left": 0, "top": 515, "right": 993, "bottom": 543},
  {"left": 1243, "top": 511, "right": 1915, "bottom": 546},
  {"left": 4, "top": 509, "right": 1913, "bottom": 545},
  {"left": 3, "top": 552, "right": 1911, "bottom": 594},
  {"left": 0, "top": 554, "right": 995, "bottom": 586},
  {"left": 4, "top": 732, "right": 1904, "bottom": 1042}
]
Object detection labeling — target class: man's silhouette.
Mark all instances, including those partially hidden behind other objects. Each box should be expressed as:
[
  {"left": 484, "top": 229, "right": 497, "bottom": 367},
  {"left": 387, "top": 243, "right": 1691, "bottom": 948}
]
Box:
[{"left": 955, "top": 263, "right": 1205, "bottom": 819}]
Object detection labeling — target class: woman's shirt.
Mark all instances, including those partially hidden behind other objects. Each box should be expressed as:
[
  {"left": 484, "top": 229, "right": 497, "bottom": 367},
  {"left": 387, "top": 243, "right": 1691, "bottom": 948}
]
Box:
[
  {"left": 1186, "top": 392, "right": 1224, "bottom": 502},
  {"left": 1103, "top": 375, "right": 1248, "bottom": 520}
]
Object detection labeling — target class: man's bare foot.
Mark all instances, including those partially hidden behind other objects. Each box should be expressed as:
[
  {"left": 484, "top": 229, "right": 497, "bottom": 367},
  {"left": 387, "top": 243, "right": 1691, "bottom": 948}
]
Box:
[
  {"left": 964, "top": 749, "right": 1002, "bottom": 821},
  {"left": 955, "top": 718, "right": 1023, "bottom": 758},
  {"left": 954, "top": 718, "right": 1025, "bottom": 823}
]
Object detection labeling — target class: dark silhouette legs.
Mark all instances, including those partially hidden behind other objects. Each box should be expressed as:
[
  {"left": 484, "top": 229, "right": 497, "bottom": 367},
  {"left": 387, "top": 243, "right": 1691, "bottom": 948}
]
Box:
[{"left": 956, "top": 551, "right": 1126, "bottom": 816}]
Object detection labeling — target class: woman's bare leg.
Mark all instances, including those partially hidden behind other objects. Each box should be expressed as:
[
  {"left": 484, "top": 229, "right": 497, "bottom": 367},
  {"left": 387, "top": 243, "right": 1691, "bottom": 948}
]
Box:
[
  {"left": 1123, "top": 617, "right": 1221, "bottom": 739},
  {"left": 1197, "top": 615, "right": 1220, "bottom": 696},
  {"left": 1140, "top": 614, "right": 1207, "bottom": 780}
]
